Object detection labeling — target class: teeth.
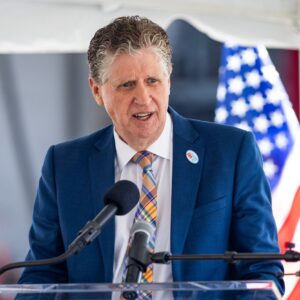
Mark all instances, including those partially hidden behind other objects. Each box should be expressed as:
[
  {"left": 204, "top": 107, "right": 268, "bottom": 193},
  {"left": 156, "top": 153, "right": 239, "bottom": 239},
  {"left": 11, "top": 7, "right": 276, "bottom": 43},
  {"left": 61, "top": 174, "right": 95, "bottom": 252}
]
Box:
[
  {"left": 134, "top": 112, "right": 152, "bottom": 119},
  {"left": 135, "top": 113, "right": 151, "bottom": 117}
]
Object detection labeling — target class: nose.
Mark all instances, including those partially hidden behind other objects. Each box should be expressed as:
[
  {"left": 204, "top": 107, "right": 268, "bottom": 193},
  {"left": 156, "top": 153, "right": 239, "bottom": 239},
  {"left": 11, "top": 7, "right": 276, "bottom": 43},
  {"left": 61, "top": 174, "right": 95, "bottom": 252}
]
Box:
[{"left": 133, "top": 83, "right": 152, "bottom": 105}]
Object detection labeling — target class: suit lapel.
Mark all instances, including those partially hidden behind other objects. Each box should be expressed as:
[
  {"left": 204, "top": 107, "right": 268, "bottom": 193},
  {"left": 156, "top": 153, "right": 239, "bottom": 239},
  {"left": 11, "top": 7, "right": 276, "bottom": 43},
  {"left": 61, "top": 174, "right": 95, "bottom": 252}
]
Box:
[
  {"left": 89, "top": 126, "right": 115, "bottom": 282},
  {"left": 169, "top": 109, "right": 205, "bottom": 278}
]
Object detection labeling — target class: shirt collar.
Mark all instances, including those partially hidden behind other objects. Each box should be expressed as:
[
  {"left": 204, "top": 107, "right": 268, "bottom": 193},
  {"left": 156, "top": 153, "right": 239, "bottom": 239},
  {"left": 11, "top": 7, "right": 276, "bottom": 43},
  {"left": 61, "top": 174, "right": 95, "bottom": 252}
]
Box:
[{"left": 114, "top": 113, "right": 172, "bottom": 171}]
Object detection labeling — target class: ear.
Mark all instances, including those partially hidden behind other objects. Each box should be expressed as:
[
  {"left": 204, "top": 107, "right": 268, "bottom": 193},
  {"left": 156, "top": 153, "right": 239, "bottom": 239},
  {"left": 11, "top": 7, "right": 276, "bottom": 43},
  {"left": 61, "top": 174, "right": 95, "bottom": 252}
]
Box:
[{"left": 89, "top": 77, "right": 104, "bottom": 106}]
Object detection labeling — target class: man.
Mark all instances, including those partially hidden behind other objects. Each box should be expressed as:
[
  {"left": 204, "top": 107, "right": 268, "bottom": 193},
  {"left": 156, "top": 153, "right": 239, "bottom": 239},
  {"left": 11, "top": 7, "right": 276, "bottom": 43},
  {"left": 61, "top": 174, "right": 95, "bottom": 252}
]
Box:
[{"left": 19, "top": 16, "right": 284, "bottom": 294}]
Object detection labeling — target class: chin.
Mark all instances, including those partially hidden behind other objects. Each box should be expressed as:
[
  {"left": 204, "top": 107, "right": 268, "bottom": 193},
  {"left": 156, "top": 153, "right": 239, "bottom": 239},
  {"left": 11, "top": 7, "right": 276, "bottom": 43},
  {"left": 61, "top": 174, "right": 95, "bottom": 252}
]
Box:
[{"left": 138, "top": 131, "right": 160, "bottom": 144}]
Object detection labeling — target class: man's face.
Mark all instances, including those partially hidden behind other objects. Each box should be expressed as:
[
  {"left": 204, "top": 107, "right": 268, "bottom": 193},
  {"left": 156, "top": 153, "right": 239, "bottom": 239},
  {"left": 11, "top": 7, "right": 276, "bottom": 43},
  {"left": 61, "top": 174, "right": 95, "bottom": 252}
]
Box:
[{"left": 89, "top": 47, "right": 171, "bottom": 151}]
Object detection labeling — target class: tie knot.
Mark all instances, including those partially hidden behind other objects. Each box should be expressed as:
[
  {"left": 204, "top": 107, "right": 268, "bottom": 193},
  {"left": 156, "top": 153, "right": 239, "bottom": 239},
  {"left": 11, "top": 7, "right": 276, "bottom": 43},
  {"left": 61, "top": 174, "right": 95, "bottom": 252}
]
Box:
[{"left": 132, "top": 151, "right": 155, "bottom": 171}]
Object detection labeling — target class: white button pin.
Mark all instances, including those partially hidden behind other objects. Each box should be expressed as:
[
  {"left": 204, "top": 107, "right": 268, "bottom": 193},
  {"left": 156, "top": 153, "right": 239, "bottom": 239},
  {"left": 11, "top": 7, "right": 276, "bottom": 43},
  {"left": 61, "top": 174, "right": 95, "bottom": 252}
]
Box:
[{"left": 186, "top": 150, "right": 199, "bottom": 164}]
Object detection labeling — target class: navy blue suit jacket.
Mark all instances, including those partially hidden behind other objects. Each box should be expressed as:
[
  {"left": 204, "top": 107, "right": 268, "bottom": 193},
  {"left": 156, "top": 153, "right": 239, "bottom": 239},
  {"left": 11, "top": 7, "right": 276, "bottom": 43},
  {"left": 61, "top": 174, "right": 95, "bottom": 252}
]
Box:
[{"left": 19, "top": 108, "right": 284, "bottom": 293}]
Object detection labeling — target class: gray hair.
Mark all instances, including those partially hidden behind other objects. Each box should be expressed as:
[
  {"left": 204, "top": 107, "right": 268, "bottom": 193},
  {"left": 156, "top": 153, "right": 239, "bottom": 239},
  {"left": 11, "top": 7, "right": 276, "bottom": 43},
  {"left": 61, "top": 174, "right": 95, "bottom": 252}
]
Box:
[{"left": 87, "top": 16, "right": 172, "bottom": 84}]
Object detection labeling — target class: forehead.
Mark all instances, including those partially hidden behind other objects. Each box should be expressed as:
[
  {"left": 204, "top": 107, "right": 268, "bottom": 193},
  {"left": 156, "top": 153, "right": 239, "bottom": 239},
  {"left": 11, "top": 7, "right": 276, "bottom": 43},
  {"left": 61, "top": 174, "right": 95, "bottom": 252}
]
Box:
[{"left": 106, "top": 48, "right": 167, "bottom": 82}]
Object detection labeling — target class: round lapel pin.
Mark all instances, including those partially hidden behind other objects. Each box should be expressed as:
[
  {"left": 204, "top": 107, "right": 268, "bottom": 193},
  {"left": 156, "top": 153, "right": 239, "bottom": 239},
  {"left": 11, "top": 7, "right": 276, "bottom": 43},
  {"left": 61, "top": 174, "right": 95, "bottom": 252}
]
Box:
[{"left": 186, "top": 150, "right": 199, "bottom": 164}]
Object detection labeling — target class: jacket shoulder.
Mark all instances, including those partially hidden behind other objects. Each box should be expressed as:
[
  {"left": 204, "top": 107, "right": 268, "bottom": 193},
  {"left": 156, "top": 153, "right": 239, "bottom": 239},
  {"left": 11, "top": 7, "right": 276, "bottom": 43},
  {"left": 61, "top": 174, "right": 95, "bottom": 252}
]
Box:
[
  {"left": 53, "top": 125, "right": 113, "bottom": 158},
  {"left": 184, "top": 117, "right": 254, "bottom": 147},
  {"left": 191, "top": 119, "right": 249, "bottom": 137},
  {"left": 169, "top": 107, "right": 251, "bottom": 144}
]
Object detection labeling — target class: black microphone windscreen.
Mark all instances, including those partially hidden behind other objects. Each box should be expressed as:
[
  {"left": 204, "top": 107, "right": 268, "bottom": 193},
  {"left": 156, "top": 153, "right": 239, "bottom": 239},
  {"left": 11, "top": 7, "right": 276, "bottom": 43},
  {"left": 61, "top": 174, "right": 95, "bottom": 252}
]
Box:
[{"left": 104, "top": 180, "right": 139, "bottom": 215}]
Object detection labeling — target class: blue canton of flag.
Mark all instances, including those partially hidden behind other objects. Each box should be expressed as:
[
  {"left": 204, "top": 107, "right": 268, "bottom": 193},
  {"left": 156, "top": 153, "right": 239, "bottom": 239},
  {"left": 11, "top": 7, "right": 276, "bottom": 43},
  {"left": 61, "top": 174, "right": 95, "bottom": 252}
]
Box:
[{"left": 215, "top": 44, "right": 295, "bottom": 190}]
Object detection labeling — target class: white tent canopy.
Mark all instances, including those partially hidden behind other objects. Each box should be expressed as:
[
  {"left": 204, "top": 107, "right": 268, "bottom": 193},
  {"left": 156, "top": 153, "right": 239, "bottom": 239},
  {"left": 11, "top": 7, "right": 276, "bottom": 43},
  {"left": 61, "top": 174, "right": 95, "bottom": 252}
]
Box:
[{"left": 1, "top": 0, "right": 300, "bottom": 53}]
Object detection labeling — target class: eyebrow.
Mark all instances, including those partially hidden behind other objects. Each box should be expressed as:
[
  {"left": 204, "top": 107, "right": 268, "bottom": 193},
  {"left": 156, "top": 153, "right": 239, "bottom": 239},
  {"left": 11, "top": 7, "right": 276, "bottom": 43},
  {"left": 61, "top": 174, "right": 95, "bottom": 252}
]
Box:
[{"left": 111, "top": 73, "right": 164, "bottom": 86}]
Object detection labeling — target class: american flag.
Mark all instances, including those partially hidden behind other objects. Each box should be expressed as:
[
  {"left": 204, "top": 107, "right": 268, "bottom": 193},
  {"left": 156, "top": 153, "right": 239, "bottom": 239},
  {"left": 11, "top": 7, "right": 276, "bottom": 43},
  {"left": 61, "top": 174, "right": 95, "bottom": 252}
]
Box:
[{"left": 215, "top": 44, "right": 300, "bottom": 300}]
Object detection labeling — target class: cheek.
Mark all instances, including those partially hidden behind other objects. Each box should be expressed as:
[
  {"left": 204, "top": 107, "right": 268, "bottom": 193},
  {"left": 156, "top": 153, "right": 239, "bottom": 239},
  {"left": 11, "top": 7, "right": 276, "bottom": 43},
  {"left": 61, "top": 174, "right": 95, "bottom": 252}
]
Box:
[
  {"left": 104, "top": 98, "right": 130, "bottom": 124},
  {"left": 157, "top": 91, "right": 170, "bottom": 111},
  {"left": 102, "top": 99, "right": 117, "bottom": 121},
  {"left": 101, "top": 90, "right": 118, "bottom": 117}
]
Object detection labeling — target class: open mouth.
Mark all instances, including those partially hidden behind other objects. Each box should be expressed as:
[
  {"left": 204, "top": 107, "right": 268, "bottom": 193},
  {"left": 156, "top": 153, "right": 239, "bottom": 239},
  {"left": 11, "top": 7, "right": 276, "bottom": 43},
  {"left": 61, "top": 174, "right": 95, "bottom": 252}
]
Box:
[{"left": 133, "top": 112, "right": 153, "bottom": 121}]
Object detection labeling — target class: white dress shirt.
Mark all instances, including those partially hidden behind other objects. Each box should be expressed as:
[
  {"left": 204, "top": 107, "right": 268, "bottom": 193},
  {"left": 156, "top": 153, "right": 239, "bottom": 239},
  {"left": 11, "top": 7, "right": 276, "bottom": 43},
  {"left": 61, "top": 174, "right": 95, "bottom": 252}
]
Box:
[{"left": 112, "top": 113, "right": 173, "bottom": 283}]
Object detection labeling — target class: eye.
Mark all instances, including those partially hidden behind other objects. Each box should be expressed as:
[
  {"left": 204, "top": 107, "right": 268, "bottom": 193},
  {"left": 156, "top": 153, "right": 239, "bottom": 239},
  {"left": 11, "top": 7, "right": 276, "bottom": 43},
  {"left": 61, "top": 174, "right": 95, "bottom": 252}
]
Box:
[
  {"left": 118, "top": 81, "right": 135, "bottom": 89},
  {"left": 146, "top": 77, "right": 159, "bottom": 85}
]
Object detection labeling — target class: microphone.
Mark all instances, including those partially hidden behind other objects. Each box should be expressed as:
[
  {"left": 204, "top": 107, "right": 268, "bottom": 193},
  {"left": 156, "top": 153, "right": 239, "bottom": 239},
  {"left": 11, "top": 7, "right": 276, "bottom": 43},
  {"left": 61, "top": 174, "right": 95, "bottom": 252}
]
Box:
[
  {"left": 69, "top": 180, "right": 140, "bottom": 253},
  {"left": 0, "top": 180, "right": 139, "bottom": 276},
  {"left": 124, "top": 221, "right": 154, "bottom": 283}
]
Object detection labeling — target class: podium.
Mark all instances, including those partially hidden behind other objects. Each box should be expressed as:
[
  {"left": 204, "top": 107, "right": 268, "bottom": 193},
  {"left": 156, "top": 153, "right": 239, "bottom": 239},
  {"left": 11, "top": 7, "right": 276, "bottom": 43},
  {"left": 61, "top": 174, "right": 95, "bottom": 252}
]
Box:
[{"left": 0, "top": 281, "right": 281, "bottom": 299}]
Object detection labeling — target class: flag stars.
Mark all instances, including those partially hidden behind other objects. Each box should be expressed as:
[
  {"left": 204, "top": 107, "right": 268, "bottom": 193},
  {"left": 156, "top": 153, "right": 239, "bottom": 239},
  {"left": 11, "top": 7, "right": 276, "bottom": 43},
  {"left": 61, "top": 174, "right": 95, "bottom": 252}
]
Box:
[
  {"left": 245, "top": 70, "right": 261, "bottom": 88},
  {"left": 228, "top": 76, "right": 244, "bottom": 95},
  {"left": 270, "top": 111, "right": 285, "bottom": 127},
  {"left": 253, "top": 115, "right": 269, "bottom": 133},
  {"left": 217, "top": 84, "right": 226, "bottom": 101},
  {"left": 263, "top": 159, "right": 278, "bottom": 179},
  {"left": 216, "top": 45, "right": 295, "bottom": 195},
  {"left": 266, "top": 88, "right": 282, "bottom": 105},
  {"left": 258, "top": 138, "right": 274, "bottom": 156},
  {"left": 275, "top": 133, "right": 289, "bottom": 149},
  {"left": 249, "top": 92, "right": 265, "bottom": 111},
  {"left": 241, "top": 48, "right": 257, "bottom": 66},
  {"left": 215, "top": 106, "right": 228, "bottom": 123},
  {"left": 227, "top": 55, "right": 242, "bottom": 72},
  {"left": 231, "top": 98, "right": 248, "bottom": 117},
  {"left": 234, "top": 121, "right": 251, "bottom": 131}
]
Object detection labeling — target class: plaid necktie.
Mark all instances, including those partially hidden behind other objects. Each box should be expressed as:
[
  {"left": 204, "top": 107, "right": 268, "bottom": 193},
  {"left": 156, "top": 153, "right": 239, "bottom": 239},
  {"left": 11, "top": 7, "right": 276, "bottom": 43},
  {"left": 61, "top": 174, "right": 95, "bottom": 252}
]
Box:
[
  {"left": 131, "top": 151, "right": 157, "bottom": 285},
  {"left": 120, "top": 151, "right": 157, "bottom": 300}
]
